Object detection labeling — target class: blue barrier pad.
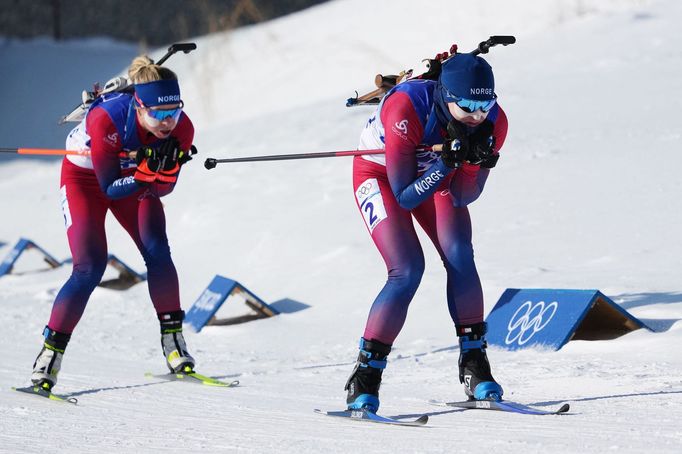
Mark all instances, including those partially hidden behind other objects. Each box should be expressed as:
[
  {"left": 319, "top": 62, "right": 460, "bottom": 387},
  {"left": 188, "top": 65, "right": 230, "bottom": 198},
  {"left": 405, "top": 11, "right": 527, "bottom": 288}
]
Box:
[{"left": 486, "top": 289, "right": 650, "bottom": 351}]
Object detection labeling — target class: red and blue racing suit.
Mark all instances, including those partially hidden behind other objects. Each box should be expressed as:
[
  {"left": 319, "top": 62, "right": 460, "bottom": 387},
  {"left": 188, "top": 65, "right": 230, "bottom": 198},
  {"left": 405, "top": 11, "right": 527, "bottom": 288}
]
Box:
[
  {"left": 48, "top": 93, "right": 194, "bottom": 334},
  {"left": 352, "top": 79, "right": 508, "bottom": 344}
]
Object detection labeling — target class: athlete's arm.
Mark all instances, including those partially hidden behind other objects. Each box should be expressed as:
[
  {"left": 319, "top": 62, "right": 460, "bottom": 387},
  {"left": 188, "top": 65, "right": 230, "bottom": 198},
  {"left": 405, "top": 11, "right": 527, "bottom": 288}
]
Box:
[
  {"left": 88, "top": 107, "right": 143, "bottom": 199},
  {"left": 382, "top": 93, "right": 454, "bottom": 210}
]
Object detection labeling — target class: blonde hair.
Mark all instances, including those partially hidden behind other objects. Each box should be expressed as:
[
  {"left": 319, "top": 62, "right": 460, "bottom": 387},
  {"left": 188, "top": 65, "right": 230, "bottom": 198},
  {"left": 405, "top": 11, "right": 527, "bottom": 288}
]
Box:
[{"left": 127, "top": 55, "right": 178, "bottom": 84}]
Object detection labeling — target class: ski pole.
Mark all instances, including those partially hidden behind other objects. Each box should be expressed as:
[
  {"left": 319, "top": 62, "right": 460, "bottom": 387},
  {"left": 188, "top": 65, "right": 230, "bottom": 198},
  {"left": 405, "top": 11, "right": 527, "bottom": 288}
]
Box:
[
  {"left": 0, "top": 147, "right": 133, "bottom": 158},
  {"left": 204, "top": 145, "right": 442, "bottom": 169}
]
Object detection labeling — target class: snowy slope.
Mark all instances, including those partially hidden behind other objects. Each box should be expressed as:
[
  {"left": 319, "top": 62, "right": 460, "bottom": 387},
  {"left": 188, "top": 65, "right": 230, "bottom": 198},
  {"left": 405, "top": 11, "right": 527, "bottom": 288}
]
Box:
[{"left": 1, "top": 0, "right": 682, "bottom": 452}]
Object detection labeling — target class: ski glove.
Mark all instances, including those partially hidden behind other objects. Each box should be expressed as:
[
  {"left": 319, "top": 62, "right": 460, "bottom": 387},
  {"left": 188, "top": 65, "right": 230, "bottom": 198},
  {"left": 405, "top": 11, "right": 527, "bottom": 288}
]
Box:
[
  {"left": 134, "top": 139, "right": 197, "bottom": 185},
  {"left": 154, "top": 137, "right": 183, "bottom": 184},
  {"left": 441, "top": 121, "right": 499, "bottom": 169},
  {"left": 157, "top": 142, "right": 198, "bottom": 184},
  {"left": 134, "top": 145, "right": 166, "bottom": 184},
  {"left": 441, "top": 121, "right": 469, "bottom": 168},
  {"left": 467, "top": 121, "right": 498, "bottom": 168}
]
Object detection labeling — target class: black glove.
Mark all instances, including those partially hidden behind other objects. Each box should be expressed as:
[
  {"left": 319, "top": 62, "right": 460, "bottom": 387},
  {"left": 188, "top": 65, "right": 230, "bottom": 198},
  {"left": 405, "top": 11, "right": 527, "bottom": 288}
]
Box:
[
  {"left": 467, "top": 121, "right": 497, "bottom": 166},
  {"left": 178, "top": 145, "right": 198, "bottom": 166},
  {"left": 157, "top": 141, "right": 198, "bottom": 183},
  {"left": 441, "top": 121, "right": 469, "bottom": 168},
  {"left": 156, "top": 137, "right": 185, "bottom": 184}
]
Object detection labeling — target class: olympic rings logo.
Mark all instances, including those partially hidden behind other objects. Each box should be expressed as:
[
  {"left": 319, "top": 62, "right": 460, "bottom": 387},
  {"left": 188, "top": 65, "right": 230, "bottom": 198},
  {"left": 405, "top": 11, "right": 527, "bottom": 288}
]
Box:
[
  {"left": 505, "top": 300, "right": 559, "bottom": 345},
  {"left": 357, "top": 183, "right": 372, "bottom": 196}
]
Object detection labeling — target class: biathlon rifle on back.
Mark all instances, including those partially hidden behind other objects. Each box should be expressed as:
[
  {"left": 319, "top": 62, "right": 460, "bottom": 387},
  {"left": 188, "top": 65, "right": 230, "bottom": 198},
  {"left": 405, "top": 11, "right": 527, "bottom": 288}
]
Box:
[
  {"left": 346, "top": 35, "right": 515, "bottom": 108},
  {"left": 58, "top": 43, "right": 197, "bottom": 124}
]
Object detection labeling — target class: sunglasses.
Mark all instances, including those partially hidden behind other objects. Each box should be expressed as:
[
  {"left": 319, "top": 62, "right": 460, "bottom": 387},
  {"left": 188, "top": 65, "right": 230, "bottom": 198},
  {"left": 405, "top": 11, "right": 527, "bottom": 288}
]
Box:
[
  {"left": 135, "top": 94, "right": 184, "bottom": 126},
  {"left": 145, "top": 106, "right": 183, "bottom": 125},
  {"left": 443, "top": 88, "right": 497, "bottom": 113}
]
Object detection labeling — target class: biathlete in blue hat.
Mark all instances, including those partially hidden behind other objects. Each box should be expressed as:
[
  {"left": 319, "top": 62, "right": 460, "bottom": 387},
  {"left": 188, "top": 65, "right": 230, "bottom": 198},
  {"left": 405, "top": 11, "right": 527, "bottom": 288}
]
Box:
[
  {"left": 345, "top": 53, "right": 508, "bottom": 412},
  {"left": 30, "top": 55, "right": 197, "bottom": 392}
]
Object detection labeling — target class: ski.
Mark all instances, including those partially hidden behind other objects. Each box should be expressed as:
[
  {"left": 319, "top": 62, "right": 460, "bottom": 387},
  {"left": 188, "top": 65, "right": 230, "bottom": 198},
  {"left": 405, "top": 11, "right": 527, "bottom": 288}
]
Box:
[
  {"left": 314, "top": 408, "right": 428, "bottom": 426},
  {"left": 145, "top": 371, "right": 239, "bottom": 387},
  {"left": 12, "top": 385, "right": 78, "bottom": 405},
  {"left": 431, "top": 399, "right": 569, "bottom": 415}
]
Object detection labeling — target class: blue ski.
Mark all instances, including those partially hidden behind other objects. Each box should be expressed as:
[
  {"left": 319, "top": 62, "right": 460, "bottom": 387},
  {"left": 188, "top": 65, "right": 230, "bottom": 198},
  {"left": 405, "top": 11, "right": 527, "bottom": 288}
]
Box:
[
  {"left": 145, "top": 371, "right": 239, "bottom": 387},
  {"left": 314, "top": 408, "right": 428, "bottom": 426},
  {"left": 13, "top": 385, "right": 78, "bottom": 405},
  {"left": 432, "top": 399, "right": 569, "bottom": 415}
]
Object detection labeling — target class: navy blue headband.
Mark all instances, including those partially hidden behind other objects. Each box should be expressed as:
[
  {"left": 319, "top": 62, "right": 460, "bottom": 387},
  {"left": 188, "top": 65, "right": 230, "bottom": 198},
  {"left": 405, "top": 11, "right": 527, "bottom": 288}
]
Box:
[{"left": 134, "top": 79, "right": 181, "bottom": 107}]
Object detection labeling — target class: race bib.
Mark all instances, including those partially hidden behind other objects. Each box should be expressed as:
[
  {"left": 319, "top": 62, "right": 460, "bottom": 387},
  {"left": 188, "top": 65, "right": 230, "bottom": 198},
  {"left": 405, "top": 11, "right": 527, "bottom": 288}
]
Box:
[{"left": 355, "top": 178, "right": 387, "bottom": 234}]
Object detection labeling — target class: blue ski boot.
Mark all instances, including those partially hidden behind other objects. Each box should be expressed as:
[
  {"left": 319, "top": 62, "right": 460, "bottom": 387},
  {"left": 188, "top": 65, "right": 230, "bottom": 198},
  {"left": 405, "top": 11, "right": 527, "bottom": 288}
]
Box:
[
  {"left": 457, "top": 322, "right": 503, "bottom": 401},
  {"left": 344, "top": 338, "right": 391, "bottom": 413},
  {"left": 31, "top": 327, "right": 71, "bottom": 390},
  {"left": 159, "top": 310, "right": 195, "bottom": 373}
]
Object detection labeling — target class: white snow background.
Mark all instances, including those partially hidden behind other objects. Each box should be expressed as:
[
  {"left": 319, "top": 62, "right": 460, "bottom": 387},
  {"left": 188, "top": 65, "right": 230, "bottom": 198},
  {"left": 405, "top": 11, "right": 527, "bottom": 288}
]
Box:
[{"left": 1, "top": 0, "right": 681, "bottom": 452}]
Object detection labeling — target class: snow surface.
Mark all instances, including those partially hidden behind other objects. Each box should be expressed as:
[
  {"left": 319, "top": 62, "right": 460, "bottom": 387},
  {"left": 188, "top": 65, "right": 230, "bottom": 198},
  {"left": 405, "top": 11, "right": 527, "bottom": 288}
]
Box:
[{"left": 1, "top": 0, "right": 681, "bottom": 452}]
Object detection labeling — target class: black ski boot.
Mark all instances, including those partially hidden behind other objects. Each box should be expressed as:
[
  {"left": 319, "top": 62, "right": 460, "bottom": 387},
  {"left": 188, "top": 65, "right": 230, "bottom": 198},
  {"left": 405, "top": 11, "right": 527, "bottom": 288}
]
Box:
[
  {"left": 457, "top": 322, "right": 503, "bottom": 401},
  {"left": 345, "top": 338, "right": 391, "bottom": 413},
  {"left": 159, "top": 310, "right": 195, "bottom": 373},
  {"left": 31, "top": 327, "right": 71, "bottom": 390}
]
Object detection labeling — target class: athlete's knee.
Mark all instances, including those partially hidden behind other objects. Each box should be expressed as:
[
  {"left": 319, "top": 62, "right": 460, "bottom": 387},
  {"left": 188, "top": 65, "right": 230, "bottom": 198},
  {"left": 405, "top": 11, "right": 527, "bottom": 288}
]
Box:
[
  {"left": 70, "top": 260, "right": 107, "bottom": 289},
  {"left": 387, "top": 256, "right": 425, "bottom": 293},
  {"left": 141, "top": 237, "right": 172, "bottom": 265},
  {"left": 443, "top": 241, "right": 475, "bottom": 270}
]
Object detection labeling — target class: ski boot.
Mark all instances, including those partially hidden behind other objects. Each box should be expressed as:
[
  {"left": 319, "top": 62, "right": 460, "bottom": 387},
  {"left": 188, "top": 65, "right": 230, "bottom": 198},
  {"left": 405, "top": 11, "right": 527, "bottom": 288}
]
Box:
[
  {"left": 457, "top": 322, "right": 503, "bottom": 401},
  {"left": 31, "top": 327, "right": 71, "bottom": 391},
  {"left": 159, "top": 310, "right": 195, "bottom": 373},
  {"left": 345, "top": 338, "right": 391, "bottom": 413}
]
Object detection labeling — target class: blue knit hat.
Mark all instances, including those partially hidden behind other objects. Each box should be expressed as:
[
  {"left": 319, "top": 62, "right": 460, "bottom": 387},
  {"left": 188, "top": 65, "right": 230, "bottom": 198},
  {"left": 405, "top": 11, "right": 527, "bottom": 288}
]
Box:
[{"left": 438, "top": 54, "right": 495, "bottom": 101}]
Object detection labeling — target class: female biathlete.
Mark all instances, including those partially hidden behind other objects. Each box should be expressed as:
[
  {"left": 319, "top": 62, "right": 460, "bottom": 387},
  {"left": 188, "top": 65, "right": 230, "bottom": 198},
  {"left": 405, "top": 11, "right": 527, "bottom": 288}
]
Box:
[
  {"left": 30, "top": 56, "right": 197, "bottom": 392},
  {"left": 345, "top": 53, "right": 509, "bottom": 412}
]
